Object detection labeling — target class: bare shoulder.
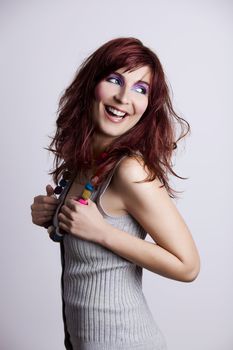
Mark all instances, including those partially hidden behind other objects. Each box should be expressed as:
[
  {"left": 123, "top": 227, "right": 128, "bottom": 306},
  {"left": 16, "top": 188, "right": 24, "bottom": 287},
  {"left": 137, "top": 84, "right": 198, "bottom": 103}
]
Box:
[
  {"left": 117, "top": 155, "right": 147, "bottom": 180},
  {"left": 112, "top": 155, "right": 167, "bottom": 195}
]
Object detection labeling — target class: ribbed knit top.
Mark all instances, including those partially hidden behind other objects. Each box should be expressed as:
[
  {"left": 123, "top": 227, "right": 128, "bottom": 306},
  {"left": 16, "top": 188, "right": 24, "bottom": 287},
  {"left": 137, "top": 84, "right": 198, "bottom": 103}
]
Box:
[{"left": 56, "top": 156, "right": 167, "bottom": 350}]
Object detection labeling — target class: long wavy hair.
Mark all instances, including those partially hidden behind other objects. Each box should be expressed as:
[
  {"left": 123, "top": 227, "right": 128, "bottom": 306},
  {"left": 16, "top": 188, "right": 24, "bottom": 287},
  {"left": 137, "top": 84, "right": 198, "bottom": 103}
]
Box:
[{"left": 46, "top": 37, "right": 190, "bottom": 198}]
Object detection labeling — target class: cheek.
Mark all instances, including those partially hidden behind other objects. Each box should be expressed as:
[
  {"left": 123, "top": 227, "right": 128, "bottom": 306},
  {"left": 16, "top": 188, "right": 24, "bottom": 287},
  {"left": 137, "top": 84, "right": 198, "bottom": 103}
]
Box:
[
  {"left": 136, "top": 99, "right": 149, "bottom": 116},
  {"left": 94, "top": 82, "right": 108, "bottom": 102}
]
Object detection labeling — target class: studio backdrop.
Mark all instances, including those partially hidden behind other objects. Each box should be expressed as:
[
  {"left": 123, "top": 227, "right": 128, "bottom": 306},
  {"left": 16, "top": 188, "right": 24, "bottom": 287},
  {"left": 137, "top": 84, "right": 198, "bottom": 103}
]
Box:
[{"left": 0, "top": 1, "right": 232, "bottom": 349}]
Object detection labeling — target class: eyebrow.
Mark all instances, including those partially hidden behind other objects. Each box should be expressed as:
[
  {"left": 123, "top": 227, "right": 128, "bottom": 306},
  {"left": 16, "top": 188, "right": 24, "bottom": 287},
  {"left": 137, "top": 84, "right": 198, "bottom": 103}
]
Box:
[{"left": 111, "top": 71, "right": 150, "bottom": 87}]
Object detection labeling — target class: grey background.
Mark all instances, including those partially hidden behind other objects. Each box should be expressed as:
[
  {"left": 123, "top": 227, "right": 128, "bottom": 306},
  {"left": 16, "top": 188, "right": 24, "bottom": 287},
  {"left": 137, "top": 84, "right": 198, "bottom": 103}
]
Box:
[{"left": 0, "top": 0, "right": 232, "bottom": 349}]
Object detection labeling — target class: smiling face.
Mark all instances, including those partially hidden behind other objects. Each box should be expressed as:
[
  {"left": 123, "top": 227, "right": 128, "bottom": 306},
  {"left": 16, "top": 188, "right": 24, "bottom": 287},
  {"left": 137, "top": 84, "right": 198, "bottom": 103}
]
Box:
[{"left": 91, "top": 65, "right": 151, "bottom": 151}]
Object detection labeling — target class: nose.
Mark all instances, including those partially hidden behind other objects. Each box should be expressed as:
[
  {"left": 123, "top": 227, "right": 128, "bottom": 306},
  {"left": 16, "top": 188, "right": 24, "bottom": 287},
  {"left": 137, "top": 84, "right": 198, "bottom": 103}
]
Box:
[{"left": 114, "top": 86, "right": 130, "bottom": 105}]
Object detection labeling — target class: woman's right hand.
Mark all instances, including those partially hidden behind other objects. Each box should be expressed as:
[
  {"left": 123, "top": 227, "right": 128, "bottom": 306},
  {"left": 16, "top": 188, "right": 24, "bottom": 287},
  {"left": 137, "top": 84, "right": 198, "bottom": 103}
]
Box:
[{"left": 31, "top": 185, "right": 60, "bottom": 228}]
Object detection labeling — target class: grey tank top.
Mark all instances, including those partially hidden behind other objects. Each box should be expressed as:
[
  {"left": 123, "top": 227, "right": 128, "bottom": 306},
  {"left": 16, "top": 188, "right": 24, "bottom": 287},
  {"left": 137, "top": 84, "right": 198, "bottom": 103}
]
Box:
[{"left": 56, "top": 156, "right": 167, "bottom": 350}]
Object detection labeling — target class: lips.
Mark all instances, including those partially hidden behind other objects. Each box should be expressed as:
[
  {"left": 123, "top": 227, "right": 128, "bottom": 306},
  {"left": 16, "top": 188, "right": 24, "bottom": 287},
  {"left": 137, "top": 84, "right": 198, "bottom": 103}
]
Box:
[
  {"left": 105, "top": 105, "right": 128, "bottom": 116},
  {"left": 104, "top": 105, "right": 128, "bottom": 123}
]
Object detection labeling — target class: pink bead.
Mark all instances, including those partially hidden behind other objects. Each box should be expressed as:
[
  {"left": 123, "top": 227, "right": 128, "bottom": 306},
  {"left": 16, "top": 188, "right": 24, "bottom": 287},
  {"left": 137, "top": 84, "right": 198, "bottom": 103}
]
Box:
[{"left": 78, "top": 198, "right": 88, "bottom": 205}]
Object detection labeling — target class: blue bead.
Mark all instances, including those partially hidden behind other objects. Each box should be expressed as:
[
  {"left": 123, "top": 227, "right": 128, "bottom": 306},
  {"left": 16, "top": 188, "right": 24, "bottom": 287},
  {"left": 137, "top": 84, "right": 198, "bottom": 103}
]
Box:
[
  {"left": 59, "top": 178, "right": 67, "bottom": 187},
  {"left": 85, "top": 182, "right": 94, "bottom": 191}
]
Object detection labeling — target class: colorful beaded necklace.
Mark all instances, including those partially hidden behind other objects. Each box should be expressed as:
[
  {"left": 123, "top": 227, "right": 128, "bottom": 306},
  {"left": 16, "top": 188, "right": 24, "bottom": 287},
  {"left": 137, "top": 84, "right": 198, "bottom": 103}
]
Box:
[{"left": 48, "top": 151, "right": 108, "bottom": 242}]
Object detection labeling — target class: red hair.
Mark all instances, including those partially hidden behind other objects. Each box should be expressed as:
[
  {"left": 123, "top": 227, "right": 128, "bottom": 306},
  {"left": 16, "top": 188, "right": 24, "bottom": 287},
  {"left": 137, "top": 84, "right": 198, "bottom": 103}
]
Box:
[{"left": 46, "top": 37, "right": 190, "bottom": 198}]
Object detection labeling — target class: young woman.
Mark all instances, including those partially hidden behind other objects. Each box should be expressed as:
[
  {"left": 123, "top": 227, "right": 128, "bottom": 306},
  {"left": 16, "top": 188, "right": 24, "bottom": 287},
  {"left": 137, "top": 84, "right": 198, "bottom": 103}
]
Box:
[{"left": 31, "top": 37, "right": 200, "bottom": 350}]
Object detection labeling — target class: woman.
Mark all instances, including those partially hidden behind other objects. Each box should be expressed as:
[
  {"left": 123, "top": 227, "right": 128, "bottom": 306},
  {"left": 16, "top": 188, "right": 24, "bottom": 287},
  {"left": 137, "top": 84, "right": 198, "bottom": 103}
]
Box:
[{"left": 31, "top": 37, "right": 200, "bottom": 350}]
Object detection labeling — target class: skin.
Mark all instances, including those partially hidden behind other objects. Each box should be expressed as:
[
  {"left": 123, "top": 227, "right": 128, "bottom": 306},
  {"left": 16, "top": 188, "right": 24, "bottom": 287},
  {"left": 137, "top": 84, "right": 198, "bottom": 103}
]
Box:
[
  {"left": 31, "top": 65, "right": 200, "bottom": 282},
  {"left": 91, "top": 66, "right": 151, "bottom": 158},
  {"left": 31, "top": 185, "right": 59, "bottom": 227}
]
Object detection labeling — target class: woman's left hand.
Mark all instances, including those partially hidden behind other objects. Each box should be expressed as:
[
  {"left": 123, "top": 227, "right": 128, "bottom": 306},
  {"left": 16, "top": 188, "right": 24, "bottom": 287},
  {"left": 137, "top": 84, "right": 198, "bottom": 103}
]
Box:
[{"left": 57, "top": 197, "right": 107, "bottom": 243}]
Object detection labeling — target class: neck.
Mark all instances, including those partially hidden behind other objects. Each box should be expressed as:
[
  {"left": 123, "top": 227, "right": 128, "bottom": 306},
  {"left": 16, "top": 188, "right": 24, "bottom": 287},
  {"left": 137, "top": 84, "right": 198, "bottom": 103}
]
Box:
[{"left": 91, "top": 134, "right": 112, "bottom": 160}]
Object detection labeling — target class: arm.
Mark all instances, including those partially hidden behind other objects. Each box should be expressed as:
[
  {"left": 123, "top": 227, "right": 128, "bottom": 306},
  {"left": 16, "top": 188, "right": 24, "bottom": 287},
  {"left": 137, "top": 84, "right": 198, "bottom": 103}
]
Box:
[{"left": 98, "top": 157, "right": 200, "bottom": 282}]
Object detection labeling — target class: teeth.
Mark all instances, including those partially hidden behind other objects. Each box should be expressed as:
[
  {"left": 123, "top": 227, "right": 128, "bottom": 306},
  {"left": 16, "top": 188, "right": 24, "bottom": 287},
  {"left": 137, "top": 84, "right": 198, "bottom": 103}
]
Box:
[{"left": 106, "top": 106, "right": 126, "bottom": 117}]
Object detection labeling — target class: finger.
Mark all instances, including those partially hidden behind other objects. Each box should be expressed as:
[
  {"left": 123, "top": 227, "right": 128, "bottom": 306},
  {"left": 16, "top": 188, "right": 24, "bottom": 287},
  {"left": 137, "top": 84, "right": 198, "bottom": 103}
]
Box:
[
  {"left": 40, "top": 197, "right": 59, "bottom": 206},
  {"left": 42, "top": 196, "right": 60, "bottom": 204},
  {"left": 32, "top": 217, "right": 52, "bottom": 225},
  {"left": 69, "top": 195, "right": 78, "bottom": 200},
  {"left": 34, "top": 211, "right": 55, "bottom": 217},
  {"left": 32, "top": 213, "right": 53, "bottom": 221},
  {"left": 46, "top": 184, "right": 54, "bottom": 196},
  {"left": 34, "top": 195, "right": 59, "bottom": 205},
  {"left": 87, "top": 198, "right": 94, "bottom": 206},
  {"left": 60, "top": 205, "right": 74, "bottom": 219},
  {"left": 58, "top": 213, "right": 71, "bottom": 227},
  {"left": 31, "top": 203, "right": 58, "bottom": 212},
  {"left": 58, "top": 221, "right": 69, "bottom": 232},
  {"left": 65, "top": 199, "right": 79, "bottom": 211}
]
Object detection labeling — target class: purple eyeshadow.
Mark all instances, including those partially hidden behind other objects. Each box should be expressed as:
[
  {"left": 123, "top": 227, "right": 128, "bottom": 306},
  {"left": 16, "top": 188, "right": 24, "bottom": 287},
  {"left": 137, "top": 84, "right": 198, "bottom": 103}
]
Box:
[
  {"left": 134, "top": 83, "right": 149, "bottom": 94},
  {"left": 106, "top": 72, "right": 149, "bottom": 94},
  {"left": 107, "top": 73, "right": 123, "bottom": 86}
]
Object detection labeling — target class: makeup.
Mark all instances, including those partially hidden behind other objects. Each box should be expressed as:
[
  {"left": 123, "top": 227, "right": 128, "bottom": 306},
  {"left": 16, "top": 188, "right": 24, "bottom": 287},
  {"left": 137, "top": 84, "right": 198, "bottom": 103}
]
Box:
[
  {"left": 104, "top": 106, "right": 127, "bottom": 123},
  {"left": 106, "top": 72, "right": 149, "bottom": 95}
]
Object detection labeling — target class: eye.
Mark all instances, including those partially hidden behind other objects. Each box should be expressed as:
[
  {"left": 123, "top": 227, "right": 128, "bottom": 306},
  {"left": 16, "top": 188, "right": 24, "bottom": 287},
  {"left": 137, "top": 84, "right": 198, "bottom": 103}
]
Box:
[
  {"left": 133, "top": 85, "right": 148, "bottom": 95},
  {"left": 106, "top": 75, "right": 122, "bottom": 85}
]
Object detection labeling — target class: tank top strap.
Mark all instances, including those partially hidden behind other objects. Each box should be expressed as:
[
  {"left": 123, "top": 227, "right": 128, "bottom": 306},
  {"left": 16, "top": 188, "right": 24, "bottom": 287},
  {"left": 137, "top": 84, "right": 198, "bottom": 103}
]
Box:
[{"left": 91, "top": 155, "right": 128, "bottom": 203}]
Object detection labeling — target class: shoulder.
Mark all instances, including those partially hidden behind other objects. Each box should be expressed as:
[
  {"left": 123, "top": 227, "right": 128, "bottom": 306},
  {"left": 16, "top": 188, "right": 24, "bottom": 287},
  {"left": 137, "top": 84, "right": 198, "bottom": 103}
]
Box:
[
  {"left": 117, "top": 155, "right": 146, "bottom": 180},
  {"left": 110, "top": 156, "right": 170, "bottom": 215},
  {"left": 113, "top": 155, "right": 164, "bottom": 192},
  {"left": 111, "top": 156, "right": 180, "bottom": 244}
]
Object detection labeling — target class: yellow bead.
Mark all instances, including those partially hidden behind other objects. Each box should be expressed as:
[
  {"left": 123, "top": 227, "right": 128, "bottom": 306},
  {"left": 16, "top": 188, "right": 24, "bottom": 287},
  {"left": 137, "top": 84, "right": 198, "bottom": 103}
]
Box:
[{"left": 82, "top": 189, "right": 92, "bottom": 199}]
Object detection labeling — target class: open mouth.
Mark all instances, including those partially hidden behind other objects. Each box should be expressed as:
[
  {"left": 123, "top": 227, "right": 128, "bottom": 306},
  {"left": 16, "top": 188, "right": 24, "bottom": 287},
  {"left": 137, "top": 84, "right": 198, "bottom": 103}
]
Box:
[{"left": 104, "top": 105, "right": 128, "bottom": 121}]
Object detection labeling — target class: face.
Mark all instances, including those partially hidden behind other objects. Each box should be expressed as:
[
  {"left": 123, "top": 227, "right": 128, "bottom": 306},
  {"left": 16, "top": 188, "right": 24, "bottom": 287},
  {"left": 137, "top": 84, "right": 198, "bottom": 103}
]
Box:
[{"left": 92, "top": 65, "right": 151, "bottom": 147}]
